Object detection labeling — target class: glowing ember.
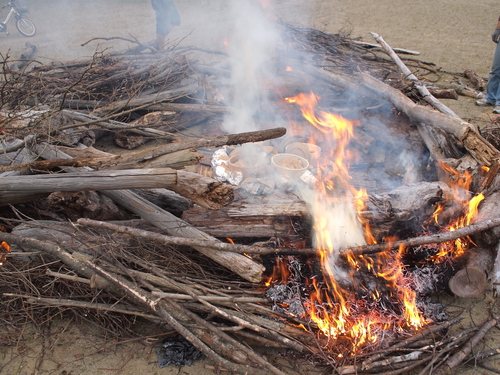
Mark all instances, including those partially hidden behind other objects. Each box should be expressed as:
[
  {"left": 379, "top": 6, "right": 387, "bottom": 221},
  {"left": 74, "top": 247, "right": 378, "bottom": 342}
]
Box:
[{"left": 0, "top": 241, "right": 11, "bottom": 266}]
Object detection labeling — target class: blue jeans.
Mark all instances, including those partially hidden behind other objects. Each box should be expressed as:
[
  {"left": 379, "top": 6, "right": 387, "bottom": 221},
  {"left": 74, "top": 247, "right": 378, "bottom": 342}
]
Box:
[{"left": 486, "top": 42, "right": 500, "bottom": 106}]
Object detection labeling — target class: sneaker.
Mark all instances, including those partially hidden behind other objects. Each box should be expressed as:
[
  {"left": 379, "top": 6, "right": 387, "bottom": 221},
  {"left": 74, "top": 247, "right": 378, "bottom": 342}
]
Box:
[
  {"left": 494, "top": 106, "right": 500, "bottom": 114},
  {"left": 476, "top": 97, "right": 494, "bottom": 106}
]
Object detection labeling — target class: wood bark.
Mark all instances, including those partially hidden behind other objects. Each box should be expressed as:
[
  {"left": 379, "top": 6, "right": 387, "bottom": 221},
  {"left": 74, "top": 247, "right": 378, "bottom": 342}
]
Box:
[
  {"left": 448, "top": 247, "right": 494, "bottom": 298},
  {"left": 427, "top": 88, "right": 458, "bottom": 100}
]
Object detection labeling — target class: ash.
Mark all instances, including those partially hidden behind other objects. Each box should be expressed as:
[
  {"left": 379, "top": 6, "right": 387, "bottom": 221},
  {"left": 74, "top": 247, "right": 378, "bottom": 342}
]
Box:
[
  {"left": 408, "top": 266, "right": 444, "bottom": 295},
  {"left": 266, "top": 283, "right": 305, "bottom": 317},
  {"left": 417, "top": 298, "right": 448, "bottom": 323},
  {"left": 265, "top": 256, "right": 306, "bottom": 317}
]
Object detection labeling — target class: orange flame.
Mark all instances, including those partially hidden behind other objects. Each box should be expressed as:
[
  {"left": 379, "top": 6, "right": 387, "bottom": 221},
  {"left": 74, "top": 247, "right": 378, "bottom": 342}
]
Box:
[
  {"left": 427, "top": 163, "right": 485, "bottom": 263},
  {"left": 283, "top": 92, "right": 425, "bottom": 352}
]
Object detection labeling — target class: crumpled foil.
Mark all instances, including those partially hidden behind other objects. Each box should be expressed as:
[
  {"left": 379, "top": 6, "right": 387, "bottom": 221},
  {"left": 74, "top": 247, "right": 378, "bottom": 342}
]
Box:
[{"left": 211, "top": 146, "right": 244, "bottom": 185}]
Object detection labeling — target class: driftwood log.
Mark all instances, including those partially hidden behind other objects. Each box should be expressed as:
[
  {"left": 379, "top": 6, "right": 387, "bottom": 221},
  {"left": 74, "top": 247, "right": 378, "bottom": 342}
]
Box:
[
  {"left": 182, "top": 182, "right": 449, "bottom": 239},
  {"left": 360, "top": 73, "right": 500, "bottom": 167},
  {"left": 0, "top": 168, "right": 234, "bottom": 210}
]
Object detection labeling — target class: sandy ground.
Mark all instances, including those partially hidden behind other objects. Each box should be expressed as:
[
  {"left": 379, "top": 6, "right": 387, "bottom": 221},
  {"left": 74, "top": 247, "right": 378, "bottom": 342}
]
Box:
[{"left": 1, "top": 1, "right": 500, "bottom": 374}]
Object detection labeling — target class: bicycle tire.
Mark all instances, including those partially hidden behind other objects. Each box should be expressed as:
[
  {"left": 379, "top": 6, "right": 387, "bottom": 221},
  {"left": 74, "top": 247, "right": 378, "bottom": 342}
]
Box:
[{"left": 16, "top": 17, "right": 36, "bottom": 37}]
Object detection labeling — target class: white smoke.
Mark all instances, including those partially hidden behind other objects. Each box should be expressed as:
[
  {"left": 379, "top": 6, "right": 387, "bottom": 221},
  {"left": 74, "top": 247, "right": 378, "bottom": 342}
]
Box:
[{"left": 222, "top": 0, "right": 283, "bottom": 134}]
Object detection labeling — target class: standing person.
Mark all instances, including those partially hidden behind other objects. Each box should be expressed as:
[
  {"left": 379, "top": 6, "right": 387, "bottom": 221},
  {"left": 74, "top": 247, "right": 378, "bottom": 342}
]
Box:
[
  {"left": 476, "top": 16, "right": 500, "bottom": 113},
  {"left": 151, "top": 0, "right": 180, "bottom": 51}
]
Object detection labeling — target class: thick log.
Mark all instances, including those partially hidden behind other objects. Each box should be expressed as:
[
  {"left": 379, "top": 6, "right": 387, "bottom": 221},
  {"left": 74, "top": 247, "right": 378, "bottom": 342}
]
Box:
[
  {"left": 0, "top": 168, "right": 178, "bottom": 192},
  {"left": 182, "top": 182, "right": 447, "bottom": 239},
  {"left": 0, "top": 168, "right": 234, "bottom": 210},
  {"left": 427, "top": 88, "right": 458, "bottom": 100},
  {"left": 448, "top": 247, "right": 494, "bottom": 298},
  {"left": 182, "top": 193, "right": 309, "bottom": 238},
  {"left": 360, "top": 73, "right": 500, "bottom": 167}
]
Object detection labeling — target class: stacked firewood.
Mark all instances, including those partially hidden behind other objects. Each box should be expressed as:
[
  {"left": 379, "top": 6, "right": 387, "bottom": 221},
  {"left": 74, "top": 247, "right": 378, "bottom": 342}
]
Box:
[{"left": 1, "top": 23, "right": 500, "bottom": 374}]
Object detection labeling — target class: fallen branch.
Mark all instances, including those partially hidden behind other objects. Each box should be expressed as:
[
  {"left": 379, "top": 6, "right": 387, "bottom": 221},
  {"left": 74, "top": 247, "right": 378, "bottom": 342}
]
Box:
[
  {"left": 342, "top": 218, "right": 500, "bottom": 256},
  {"left": 370, "top": 32, "right": 459, "bottom": 119},
  {"left": 433, "top": 318, "right": 497, "bottom": 375}
]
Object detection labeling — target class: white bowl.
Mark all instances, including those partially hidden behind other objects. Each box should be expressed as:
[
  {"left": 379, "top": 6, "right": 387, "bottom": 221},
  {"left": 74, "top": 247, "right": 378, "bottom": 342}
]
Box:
[{"left": 271, "top": 153, "right": 309, "bottom": 180}]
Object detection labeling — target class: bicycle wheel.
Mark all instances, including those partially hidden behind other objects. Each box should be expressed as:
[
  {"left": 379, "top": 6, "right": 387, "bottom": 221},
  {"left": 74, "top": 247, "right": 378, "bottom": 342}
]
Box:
[{"left": 16, "top": 17, "right": 36, "bottom": 37}]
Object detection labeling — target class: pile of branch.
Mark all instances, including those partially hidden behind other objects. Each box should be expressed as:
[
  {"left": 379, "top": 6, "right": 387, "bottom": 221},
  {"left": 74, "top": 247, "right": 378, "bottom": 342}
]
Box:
[{"left": 1, "top": 22, "right": 500, "bottom": 374}]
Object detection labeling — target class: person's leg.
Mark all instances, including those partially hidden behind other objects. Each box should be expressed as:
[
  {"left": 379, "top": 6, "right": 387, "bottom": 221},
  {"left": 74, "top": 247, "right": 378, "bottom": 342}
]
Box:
[
  {"left": 155, "top": 8, "right": 173, "bottom": 51},
  {"left": 485, "top": 42, "right": 500, "bottom": 106},
  {"left": 156, "top": 32, "right": 170, "bottom": 50}
]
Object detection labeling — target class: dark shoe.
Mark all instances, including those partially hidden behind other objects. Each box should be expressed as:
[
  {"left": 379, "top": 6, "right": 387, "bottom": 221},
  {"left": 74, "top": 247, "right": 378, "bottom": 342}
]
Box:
[
  {"left": 493, "top": 106, "right": 500, "bottom": 114},
  {"left": 476, "top": 98, "right": 494, "bottom": 106}
]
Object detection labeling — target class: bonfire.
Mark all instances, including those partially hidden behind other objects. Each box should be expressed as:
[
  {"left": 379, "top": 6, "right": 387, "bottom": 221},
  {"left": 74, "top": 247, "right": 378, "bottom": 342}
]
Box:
[{"left": 1, "top": 2, "right": 500, "bottom": 374}]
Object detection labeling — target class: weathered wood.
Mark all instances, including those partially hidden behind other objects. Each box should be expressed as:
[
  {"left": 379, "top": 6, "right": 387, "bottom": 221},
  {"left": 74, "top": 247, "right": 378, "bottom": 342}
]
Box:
[
  {"left": 61, "top": 109, "right": 177, "bottom": 139},
  {"left": 134, "top": 188, "right": 192, "bottom": 217},
  {"left": 427, "top": 88, "right": 458, "bottom": 100},
  {"left": 0, "top": 231, "right": 281, "bottom": 374},
  {"left": 448, "top": 247, "right": 494, "bottom": 298},
  {"left": 31, "top": 144, "right": 265, "bottom": 283},
  {"left": 182, "top": 193, "right": 309, "bottom": 238},
  {"left": 103, "top": 189, "right": 265, "bottom": 283},
  {"left": 0, "top": 168, "right": 170, "bottom": 192},
  {"left": 91, "top": 84, "right": 200, "bottom": 117},
  {"left": 370, "top": 32, "right": 460, "bottom": 119},
  {"left": 360, "top": 73, "right": 500, "bottom": 166},
  {"left": 182, "top": 182, "right": 447, "bottom": 239},
  {"left": 46, "top": 191, "right": 131, "bottom": 221},
  {"left": 0, "top": 168, "right": 234, "bottom": 210}
]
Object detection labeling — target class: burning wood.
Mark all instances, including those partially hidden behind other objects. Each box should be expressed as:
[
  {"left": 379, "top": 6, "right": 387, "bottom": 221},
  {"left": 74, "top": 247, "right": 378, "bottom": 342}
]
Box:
[{"left": 1, "top": 13, "right": 500, "bottom": 374}]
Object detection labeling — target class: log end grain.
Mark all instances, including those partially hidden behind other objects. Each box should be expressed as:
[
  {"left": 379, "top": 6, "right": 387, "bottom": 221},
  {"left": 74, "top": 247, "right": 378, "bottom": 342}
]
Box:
[{"left": 449, "top": 266, "right": 487, "bottom": 298}]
